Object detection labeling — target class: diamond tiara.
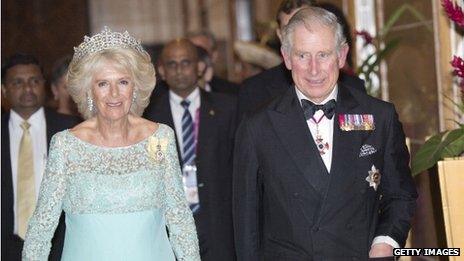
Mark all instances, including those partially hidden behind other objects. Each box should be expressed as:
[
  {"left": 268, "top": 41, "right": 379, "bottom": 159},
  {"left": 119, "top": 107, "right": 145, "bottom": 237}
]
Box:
[{"left": 73, "top": 26, "right": 146, "bottom": 62}]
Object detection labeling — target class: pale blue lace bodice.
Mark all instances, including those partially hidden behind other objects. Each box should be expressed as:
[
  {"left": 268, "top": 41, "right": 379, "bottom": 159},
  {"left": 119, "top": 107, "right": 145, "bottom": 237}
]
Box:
[{"left": 22, "top": 124, "right": 200, "bottom": 261}]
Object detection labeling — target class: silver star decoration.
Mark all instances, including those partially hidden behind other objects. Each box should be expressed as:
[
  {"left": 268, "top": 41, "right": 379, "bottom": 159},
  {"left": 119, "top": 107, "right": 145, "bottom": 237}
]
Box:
[{"left": 366, "top": 165, "right": 381, "bottom": 191}]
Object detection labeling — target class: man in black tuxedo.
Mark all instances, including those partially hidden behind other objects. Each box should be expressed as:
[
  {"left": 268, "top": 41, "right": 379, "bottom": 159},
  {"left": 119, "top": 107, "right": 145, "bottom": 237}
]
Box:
[
  {"left": 233, "top": 7, "right": 417, "bottom": 260},
  {"left": 238, "top": 0, "right": 365, "bottom": 117},
  {"left": 188, "top": 30, "right": 239, "bottom": 95},
  {"left": 1, "top": 53, "right": 79, "bottom": 261},
  {"left": 144, "top": 39, "right": 236, "bottom": 261}
]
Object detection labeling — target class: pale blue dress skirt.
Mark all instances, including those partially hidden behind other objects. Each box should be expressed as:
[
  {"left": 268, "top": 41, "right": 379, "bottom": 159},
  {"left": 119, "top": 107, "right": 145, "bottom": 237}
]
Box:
[{"left": 61, "top": 210, "right": 175, "bottom": 261}]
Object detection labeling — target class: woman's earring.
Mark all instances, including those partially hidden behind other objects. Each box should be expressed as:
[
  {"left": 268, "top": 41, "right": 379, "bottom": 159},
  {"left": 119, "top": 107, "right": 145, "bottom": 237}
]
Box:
[
  {"left": 132, "top": 91, "right": 137, "bottom": 105},
  {"left": 87, "top": 96, "right": 94, "bottom": 112}
]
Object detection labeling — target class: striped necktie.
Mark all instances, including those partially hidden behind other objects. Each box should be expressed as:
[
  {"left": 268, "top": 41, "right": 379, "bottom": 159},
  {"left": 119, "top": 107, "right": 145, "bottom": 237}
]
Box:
[
  {"left": 181, "top": 100, "right": 195, "bottom": 165},
  {"left": 180, "top": 100, "right": 200, "bottom": 213},
  {"left": 17, "top": 121, "right": 36, "bottom": 239}
]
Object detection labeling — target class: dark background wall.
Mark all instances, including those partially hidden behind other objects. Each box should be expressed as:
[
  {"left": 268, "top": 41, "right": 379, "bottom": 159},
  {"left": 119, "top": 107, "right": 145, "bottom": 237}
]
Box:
[{"left": 2, "top": 0, "right": 89, "bottom": 78}]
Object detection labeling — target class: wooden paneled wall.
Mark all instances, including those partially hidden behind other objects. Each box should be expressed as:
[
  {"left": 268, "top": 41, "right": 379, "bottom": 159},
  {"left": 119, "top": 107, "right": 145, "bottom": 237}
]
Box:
[{"left": 1, "top": 0, "right": 89, "bottom": 78}]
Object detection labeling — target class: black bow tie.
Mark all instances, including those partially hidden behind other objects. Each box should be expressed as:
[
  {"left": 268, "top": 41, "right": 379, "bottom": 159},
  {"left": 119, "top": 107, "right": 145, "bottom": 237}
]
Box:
[{"left": 301, "top": 99, "right": 336, "bottom": 120}]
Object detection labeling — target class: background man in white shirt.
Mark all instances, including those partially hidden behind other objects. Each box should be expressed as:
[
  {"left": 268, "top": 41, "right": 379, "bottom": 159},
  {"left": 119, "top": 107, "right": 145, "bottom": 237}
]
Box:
[
  {"left": 1, "top": 53, "right": 79, "bottom": 261},
  {"left": 144, "top": 39, "right": 237, "bottom": 261}
]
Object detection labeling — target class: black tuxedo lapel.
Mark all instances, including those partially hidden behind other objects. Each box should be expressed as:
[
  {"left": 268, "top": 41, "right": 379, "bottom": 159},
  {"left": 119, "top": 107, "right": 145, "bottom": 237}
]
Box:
[
  {"left": 329, "top": 85, "right": 371, "bottom": 192},
  {"left": 268, "top": 87, "right": 329, "bottom": 194},
  {"left": 314, "top": 85, "right": 377, "bottom": 228}
]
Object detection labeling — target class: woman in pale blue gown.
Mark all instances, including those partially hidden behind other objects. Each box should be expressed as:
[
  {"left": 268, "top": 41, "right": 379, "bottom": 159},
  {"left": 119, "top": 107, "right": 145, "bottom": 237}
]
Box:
[{"left": 22, "top": 27, "right": 200, "bottom": 261}]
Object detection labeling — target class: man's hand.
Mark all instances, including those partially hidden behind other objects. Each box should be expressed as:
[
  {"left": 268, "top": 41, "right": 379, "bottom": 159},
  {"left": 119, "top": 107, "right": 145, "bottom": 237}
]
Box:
[{"left": 369, "top": 243, "right": 393, "bottom": 258}]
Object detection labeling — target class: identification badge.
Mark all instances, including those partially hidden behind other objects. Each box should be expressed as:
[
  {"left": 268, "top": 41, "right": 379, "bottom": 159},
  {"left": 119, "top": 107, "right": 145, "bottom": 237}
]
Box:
[{"left": 182, "top": 163, "right": 200, "bottom": 212}]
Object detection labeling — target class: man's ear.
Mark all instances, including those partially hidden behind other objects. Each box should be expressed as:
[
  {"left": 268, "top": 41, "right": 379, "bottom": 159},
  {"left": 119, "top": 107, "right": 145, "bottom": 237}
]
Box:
[
  {"left": 211, "top": 50, "right": 219, "bottom": 64},
  {"left": 197, "top": 61, "right": 206, "bottom": 77},
  {"left": 51, "top": 84, "right": 59, "bottom": 100},
  {"left": 281, "top": 47, "right": 292, "bottom": 70},
  {"left": 204, "top": 67, "right": 214, "bottom": 83},
  {"left": 1, "top": 84, "right": 7, "bottom": 97},
  {"left": 337, "top": 44, "right": 349, "bottom": 69}
]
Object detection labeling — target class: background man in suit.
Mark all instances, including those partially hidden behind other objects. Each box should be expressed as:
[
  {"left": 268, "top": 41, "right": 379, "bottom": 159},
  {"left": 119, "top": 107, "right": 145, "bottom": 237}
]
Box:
[
  {"left": 1, "top": 53, "right": 79, "bottom": 260},
  {"left": 238, "top": 0, "right": 365, "bottom": 117},
  {"left": 195, "top": 46, "right": 215, "bottom": 92},
  {"left": 187, "top": 30, "right": 239, "bottom": 95},
  {"left": 144, "top": 39, "right": 236, "bottom": 261},
  {"left": 50, "top": 55, "right": 80, "bottom": 117},
  {"left": 233, "top": 7, "right": 417, "bottom": 260}
]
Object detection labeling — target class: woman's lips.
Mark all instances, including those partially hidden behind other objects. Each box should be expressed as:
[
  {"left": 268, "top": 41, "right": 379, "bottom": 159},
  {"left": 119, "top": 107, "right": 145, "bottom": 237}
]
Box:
[{"left": 106, "top": 102, "right": 122, "bottom": 107}]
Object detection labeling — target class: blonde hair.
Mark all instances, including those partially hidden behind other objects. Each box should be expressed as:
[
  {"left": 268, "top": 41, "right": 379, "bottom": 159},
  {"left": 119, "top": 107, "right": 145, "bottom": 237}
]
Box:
[{"left": 67, "top": 48, "right": 156, "bottom": 119}]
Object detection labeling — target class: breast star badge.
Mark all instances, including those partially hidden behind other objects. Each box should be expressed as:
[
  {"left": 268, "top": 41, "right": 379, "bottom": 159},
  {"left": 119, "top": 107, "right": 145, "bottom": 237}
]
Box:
[{"left": 366, "top": 165, "right": 381, "bottom": 191}]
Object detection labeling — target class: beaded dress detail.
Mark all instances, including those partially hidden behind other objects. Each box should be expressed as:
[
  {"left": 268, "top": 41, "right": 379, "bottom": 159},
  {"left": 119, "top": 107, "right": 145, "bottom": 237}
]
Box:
[{"left": 22, "top": 124, "right": 200, "bottom": 261}]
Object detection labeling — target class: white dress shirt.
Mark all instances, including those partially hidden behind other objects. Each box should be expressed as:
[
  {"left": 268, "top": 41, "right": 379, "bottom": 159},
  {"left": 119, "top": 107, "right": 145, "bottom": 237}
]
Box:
[
  {"left": 169, "top": 88, "right": 201, "bottom": 157},
  {"left": 295, "top": 85, "right": 400, "bottom": 250},
  {"left": 295, "top": 86, "right": 337, "bottom": 173},
  {"left": 9, "top": 107, "right": 48, "bottom": 234}
]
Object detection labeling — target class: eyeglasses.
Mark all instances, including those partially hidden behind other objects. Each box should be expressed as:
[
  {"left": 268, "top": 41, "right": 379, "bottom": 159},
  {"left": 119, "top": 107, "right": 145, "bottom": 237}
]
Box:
[
  {"left": 164, "top": 59, "right": 194, "bottom": 70},
  {"left": 7, "top": 77, "right": 45, "bottom": 88}
]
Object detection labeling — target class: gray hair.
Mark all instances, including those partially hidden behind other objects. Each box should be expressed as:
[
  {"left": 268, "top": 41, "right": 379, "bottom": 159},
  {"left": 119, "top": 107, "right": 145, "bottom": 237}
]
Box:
[
  {"left": 281, "top": 7, "right": 347, "bottom": 55},
  {"left": 67, "top": 48, "right": 156, "bottom": 119}
]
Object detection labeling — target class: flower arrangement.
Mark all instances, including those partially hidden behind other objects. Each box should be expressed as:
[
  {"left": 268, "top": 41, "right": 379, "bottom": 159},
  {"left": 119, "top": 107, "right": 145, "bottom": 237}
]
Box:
[
  {"left": 443, "top": 0, "right": 464, "bottom": 28},
  {"left": 411, "top": 0, "right": 464, "bottom": 175}
]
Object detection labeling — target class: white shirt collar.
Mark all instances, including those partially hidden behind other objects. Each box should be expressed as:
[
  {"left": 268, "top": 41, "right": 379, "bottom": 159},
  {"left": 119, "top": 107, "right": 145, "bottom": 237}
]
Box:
[
  {"left": 169, "top": 87, "right": 201, "bottom": 105},
  {"left": 204, "top": 83, "right": 212, "bottom": 92},
  {"left": 10, "top": 107, "right": 45, "bottom": 127},
  {"left": 295, "top": 85, "right": 338, "bottom": 106}
]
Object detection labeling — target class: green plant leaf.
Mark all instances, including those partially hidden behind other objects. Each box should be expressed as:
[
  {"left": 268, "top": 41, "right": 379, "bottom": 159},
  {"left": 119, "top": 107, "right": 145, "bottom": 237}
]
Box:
[
  {"left": 380, "top": 4, "right": 409, "bottom": 37},
  {"left": 443, "top": 94, "right": 464, "bottom": 119},
  {"left": 411, "top": 132, "right": 446, "bottom": 176},
  {"left": 441, "top": 127, "right": 464, "bottom": 157},
  {"left": 411, "top": 127, "right": 464, "bottom": 176},
  {"left": 356, "top": 38, "right": 400, "bottom": 76},
  {"left": 362, "top": 39, "right": 401, "bottom": 77},
  {"left": 380, "top": 4, "right": 432, "bottom": 38}
]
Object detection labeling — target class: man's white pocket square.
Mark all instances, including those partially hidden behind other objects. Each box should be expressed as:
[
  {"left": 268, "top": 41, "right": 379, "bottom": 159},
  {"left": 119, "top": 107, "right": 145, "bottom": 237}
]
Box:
[{"left": 359, "top": 144, "right": 377, "bottom": 157}]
